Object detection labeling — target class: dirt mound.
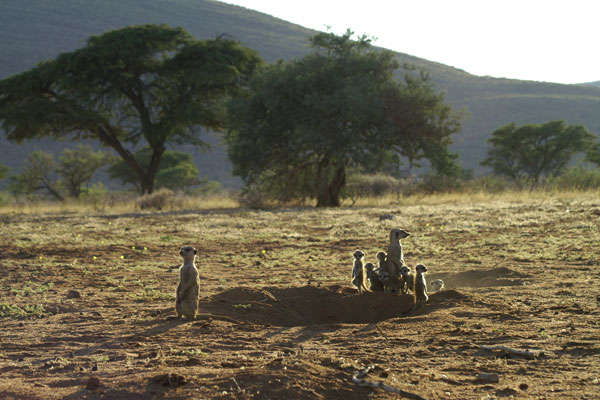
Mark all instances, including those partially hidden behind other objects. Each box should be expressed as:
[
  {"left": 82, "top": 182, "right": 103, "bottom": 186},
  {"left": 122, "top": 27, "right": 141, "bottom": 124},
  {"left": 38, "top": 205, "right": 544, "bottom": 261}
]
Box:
[
  {"left": 201, "top": 285, "right": 414, "bottom": 326},
  {"left": 430, "top": 266, "right": 529, "bottom": 289}
]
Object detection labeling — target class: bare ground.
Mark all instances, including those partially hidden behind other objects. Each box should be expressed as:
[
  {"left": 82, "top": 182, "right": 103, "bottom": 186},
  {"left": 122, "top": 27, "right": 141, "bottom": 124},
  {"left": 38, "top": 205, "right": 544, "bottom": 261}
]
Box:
[{"left": 0, "top": 194, "right": 599, "bottom": 399}]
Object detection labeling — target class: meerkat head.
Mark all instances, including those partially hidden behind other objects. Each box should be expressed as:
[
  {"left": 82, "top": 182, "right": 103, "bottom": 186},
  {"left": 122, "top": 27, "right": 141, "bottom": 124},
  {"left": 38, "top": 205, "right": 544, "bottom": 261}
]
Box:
[
  {"left": 431, "top": 279, "right": 444, "bottom": 291},
  {"left": 415, "top": 264, "right": 428, "bottom": 274},
  {"left": 180, "top": 246, "right": 197, "bottom": 261},
  {"left": 353, "top": 250, "right": 365, "bottom": 260},
  {"left": 364, "top": 263, "right": 375, "bottom": 274},
  {"left": 390, "top": 229, "right": 410, "bottom": 241},
  {"left": 400, "top": 266, "right": 411, "bottom": 276},
  {"left": 378, "top": 271, "right": 389, "bottom": 282},
  {"left": 376, "top": 251, "right": 386, "bottom": 262}
]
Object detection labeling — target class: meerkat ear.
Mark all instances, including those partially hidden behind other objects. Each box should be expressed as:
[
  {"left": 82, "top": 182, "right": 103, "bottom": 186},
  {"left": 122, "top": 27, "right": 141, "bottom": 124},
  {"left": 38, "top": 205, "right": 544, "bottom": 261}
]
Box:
[{"left": 194, "top": 249, "right": 198, "bottom": 255}]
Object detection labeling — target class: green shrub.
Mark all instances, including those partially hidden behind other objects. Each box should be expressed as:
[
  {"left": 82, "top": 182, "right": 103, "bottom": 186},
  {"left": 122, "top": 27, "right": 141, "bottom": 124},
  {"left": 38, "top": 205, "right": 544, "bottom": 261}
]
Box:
[{"left": 547, "top": 165, "right": 600, "bottom": 190}]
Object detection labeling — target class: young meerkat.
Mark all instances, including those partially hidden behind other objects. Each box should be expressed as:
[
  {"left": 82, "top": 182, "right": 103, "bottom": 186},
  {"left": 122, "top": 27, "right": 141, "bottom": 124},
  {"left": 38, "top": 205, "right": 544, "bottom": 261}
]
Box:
[
  {"left": 376, "top": 251, "right": 390, "bottom": 292},
  {"left": 387, "top": 229, "right": 410, "bottom": 293},
  {"left": 364, "top": 262, "right": 384, "bottom": 292},
  {"left": 176, "top": 246, "right": 200, "bottom": 319},
  {"left": 414, "top": 264, "right": 429, "bottom": 307},
  {"left": 351, "top": 250, "right": 367, "bottom": 293},
  {"left": 430, "top": 279, "right": 445, "bottom": 293},
  {"left": 399, "top": 265, "right": 411, "bottom": 294}
]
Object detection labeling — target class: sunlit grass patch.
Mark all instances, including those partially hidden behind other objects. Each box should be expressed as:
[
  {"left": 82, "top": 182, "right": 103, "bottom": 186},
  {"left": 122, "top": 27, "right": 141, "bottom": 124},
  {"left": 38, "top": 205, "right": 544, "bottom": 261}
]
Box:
[
  {"left": 131, "top": 287, "right": 173, "bottom": 303},
  {"left": 0, "top": 303, "right": 47, "bottom": 319},
  {"left": 11, "top": 281, "right": 55, "bottom": 297}
]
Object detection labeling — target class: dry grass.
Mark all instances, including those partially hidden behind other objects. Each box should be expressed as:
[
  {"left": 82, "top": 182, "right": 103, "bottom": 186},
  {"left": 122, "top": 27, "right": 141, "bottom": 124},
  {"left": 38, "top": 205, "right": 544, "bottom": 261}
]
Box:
[{"left": 2, "top": 188, "right": 599, "bottom": 216}]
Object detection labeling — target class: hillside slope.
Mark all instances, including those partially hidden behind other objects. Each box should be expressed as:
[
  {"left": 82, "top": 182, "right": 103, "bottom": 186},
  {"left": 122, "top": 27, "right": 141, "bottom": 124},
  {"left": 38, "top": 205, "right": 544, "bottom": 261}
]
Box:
[{"left": 1, "top": 0, "right": 599, "bottom": 186}]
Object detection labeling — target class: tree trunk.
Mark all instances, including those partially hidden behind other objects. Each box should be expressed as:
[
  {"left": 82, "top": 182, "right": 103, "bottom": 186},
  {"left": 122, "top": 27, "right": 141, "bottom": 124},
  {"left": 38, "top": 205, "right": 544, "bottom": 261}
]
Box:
[{"left": 316, "top": 164, "right": 345, "bottom": 207}]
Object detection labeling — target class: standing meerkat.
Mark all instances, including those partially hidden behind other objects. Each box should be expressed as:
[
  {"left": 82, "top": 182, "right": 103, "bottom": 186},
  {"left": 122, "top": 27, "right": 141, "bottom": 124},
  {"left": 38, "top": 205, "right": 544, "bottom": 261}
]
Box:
[
  {"left": 399, "top": 265, "right": 411, "bottom": 294},
  {"left": 176, "top": 246, "right": 200, "bottom": 319},
  {"left": 351, "top": 250, "right": 367, "bottom": 293},
  {"left": 364, "top": 263, "right": 384, "bottom": 292},
  {"left": 414, "top": 264, "right": 429, "bottom": 307},
  {"left": 387, "top": 229, "right": 410, "bottom": 293},
  {"left": 430, "top": 279, "right": 444, "bottom": 293}
]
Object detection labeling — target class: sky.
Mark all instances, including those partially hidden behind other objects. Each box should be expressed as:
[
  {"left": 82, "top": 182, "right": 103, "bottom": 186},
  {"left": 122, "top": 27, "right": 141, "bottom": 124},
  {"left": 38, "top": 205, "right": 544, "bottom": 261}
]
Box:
[{"left": 222, "top": 0, "right": 599, "bottom": 84}]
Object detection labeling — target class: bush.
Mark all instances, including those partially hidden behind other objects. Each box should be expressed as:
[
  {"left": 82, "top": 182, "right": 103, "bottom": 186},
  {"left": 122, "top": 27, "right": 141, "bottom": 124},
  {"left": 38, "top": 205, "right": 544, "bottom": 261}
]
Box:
[
  {"left": 0, "top": 191, "right": 13, "bottom": 207},
  {"left": 547, "top": 165, "right": 600, "bottom": 190},
  {"left": 343, "top": 174, "right": 400, "bottom": 199},
  {"left": 136, "top": 188, "right": 181, "bottom": 211},
  {"left": 238, "top": 187, "right": 276, "bottom": 210},
  {"left": 463, "top": 175, "right": 513, "bottom": 193}
]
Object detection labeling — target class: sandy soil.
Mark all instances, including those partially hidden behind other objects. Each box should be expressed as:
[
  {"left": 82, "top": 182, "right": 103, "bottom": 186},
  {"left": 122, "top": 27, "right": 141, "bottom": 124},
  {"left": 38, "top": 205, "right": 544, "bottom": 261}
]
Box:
[{"left": 0, "top": 195, "right": 599, "bottom": 399}]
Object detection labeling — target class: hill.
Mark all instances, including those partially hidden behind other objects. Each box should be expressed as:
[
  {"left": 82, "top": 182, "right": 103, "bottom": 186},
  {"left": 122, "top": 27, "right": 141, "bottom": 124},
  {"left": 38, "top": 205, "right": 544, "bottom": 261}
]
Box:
[{"left": 1, "top": 0, "right": 600, "bottom": 187}]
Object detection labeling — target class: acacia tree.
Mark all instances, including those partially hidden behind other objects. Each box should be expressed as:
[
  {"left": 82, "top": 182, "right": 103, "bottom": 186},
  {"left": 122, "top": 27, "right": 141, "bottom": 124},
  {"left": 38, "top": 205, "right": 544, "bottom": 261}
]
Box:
[
  {"left": 0, "top": 24, "right": 262, "bottom": 194},
  {"left": 481, "top": 121, "right": 594, "bottom": 186},
  {"left": 8, "top": 146, "right": 109, "bottom": 199},
  {"left": 108, "top": 147, "right": 203, "bottom": 192},
  {"left": 585, "top": 139, "right": 600, "bottom": 167},
  {"left": 0, "top": 164, "right": 9, "bottom": 182},
  {"left": 8, "top": 151, "right": 63, "bottom": 200},
  {"left": 227, "top": 30, "right": 463, "bottom": 207},
  {"left": 58, "top": 145, "right": 110, "bottom": 198}
]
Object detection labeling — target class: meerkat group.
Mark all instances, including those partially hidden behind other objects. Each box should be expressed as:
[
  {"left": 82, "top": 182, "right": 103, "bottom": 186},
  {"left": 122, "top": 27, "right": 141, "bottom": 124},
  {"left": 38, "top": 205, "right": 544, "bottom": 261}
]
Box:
[{"left": 350, "top": 229, "right": 442, "bottom": 308}]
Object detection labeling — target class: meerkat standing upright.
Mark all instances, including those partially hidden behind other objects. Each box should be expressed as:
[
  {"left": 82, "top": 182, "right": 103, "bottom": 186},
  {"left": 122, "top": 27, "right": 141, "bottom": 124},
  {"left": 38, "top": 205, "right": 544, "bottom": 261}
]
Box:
[
  {"left": 399, "top": 265, "right": 411, "bottom": 294},
  {"left": 387, "top": 229, "right": 410, "bottom": 293},
  {"left": 351, "top": 250, "right": 367, "bottom": 293},
  {"left": 176, "top": 246, "right": 200, "bottom": 319},
  {"left": 414, "top": 264, "right": 429, "bottom": 307},
  {"left": 364, "top": 262, "right": 384, "bottom": 292}
]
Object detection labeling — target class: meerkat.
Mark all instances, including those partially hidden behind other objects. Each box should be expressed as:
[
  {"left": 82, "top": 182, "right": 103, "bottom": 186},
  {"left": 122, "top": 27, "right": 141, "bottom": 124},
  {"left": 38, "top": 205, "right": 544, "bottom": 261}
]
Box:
[
  {"left": 364, "top": 262, "right": 384, "bottom": 292},
  {"left": 399, "top": 265, "right": 411, "bottom": 294},
  {"left": 387, "top": 229, "right": 410, "bottom": 293},
  {"left": 430, "top": 279, "right": 444, "bottom": 293},
  {"left": 414, "top": 264, "right": 429, "bottom": 307},
  {"left": 351, "top": 250, "right": 367, "bottom": 293},
  {"left": 376, "top": 251, "right": 391, "bottom": 292},
  {"left": 176, "top": 246, "right": 200, "bottom": 319}
]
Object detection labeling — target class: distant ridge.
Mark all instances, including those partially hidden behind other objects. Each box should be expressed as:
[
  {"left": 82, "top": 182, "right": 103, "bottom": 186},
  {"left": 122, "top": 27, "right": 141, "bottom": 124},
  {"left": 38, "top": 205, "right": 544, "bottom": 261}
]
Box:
[
  {"left": 1, "top": 0, "right": 599, "bottom": 187},
  {"left": 578, "top": 81, "right": 600, "bottom": 88}
]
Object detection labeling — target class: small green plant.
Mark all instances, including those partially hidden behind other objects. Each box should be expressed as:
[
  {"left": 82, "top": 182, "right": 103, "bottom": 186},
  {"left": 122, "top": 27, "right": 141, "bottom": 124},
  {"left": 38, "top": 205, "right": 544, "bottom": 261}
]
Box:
[
  {"left": 0, "top": 303, "right": 47, "bottom": 319},
  {"left": 11, "top": 281, "right": 55, "bottom": 297},
  {"left": 131, "top": 287, "right": 173, "bottom": 302},
  {"left": 232, "top": 303, "right": 252, "bottom": 310}
]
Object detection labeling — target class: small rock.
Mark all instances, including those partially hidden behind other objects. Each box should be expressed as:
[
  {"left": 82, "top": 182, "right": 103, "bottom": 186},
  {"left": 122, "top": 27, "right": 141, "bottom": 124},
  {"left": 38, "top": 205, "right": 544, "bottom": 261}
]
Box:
[
  {"left": 478, "top": 372, "right": 499, "bottom": 383},
  {"left": 519, "top": 383, "right": 529, "bottom": 391},
  {"left": 379, "top": 214, "right": 395, "bottom": 221},
  {"left": 66, "top": 290, "right": 81, "bottom": 299},
  {"left": 86, "top": 376, "right": 101, "bottom": 390}
]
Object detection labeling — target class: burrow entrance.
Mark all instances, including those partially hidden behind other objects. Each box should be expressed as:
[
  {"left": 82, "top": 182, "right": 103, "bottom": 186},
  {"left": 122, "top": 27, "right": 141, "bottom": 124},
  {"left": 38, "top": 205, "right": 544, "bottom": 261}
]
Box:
[{"left": 199, "top": 267, "right": 528, "bottom": 326}]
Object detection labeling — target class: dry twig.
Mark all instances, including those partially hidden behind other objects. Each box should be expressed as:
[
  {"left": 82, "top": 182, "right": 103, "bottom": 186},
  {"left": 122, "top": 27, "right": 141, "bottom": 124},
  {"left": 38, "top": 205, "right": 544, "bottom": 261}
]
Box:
[{"left": 480, "top": 345, "right": 536, "bottom": 359}]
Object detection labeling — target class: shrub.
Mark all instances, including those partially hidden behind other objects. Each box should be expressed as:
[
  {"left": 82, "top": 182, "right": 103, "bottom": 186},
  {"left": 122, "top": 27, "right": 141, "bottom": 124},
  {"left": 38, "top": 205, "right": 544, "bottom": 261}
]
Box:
[
  {"left": 343, "top": 174, "right": 400, "bottom": 199},
  {"left": 547, "top": 165, "right": 600, "bottom": 190},
  {"left": 136, "top": 188, "right": 181, "bottom": 211}
]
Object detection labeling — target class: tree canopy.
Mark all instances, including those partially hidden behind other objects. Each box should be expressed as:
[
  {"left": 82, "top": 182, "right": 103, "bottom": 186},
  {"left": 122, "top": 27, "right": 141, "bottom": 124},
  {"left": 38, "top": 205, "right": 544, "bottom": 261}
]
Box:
[
  {"left": 0, "top": 24, "right": 263, "bottom": 194},
  {"left": 481, "top": 120, "right": 594, "bottom": 186},
  {"left": 226, "top": 30, "right": 463, "bottom": 207}
]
